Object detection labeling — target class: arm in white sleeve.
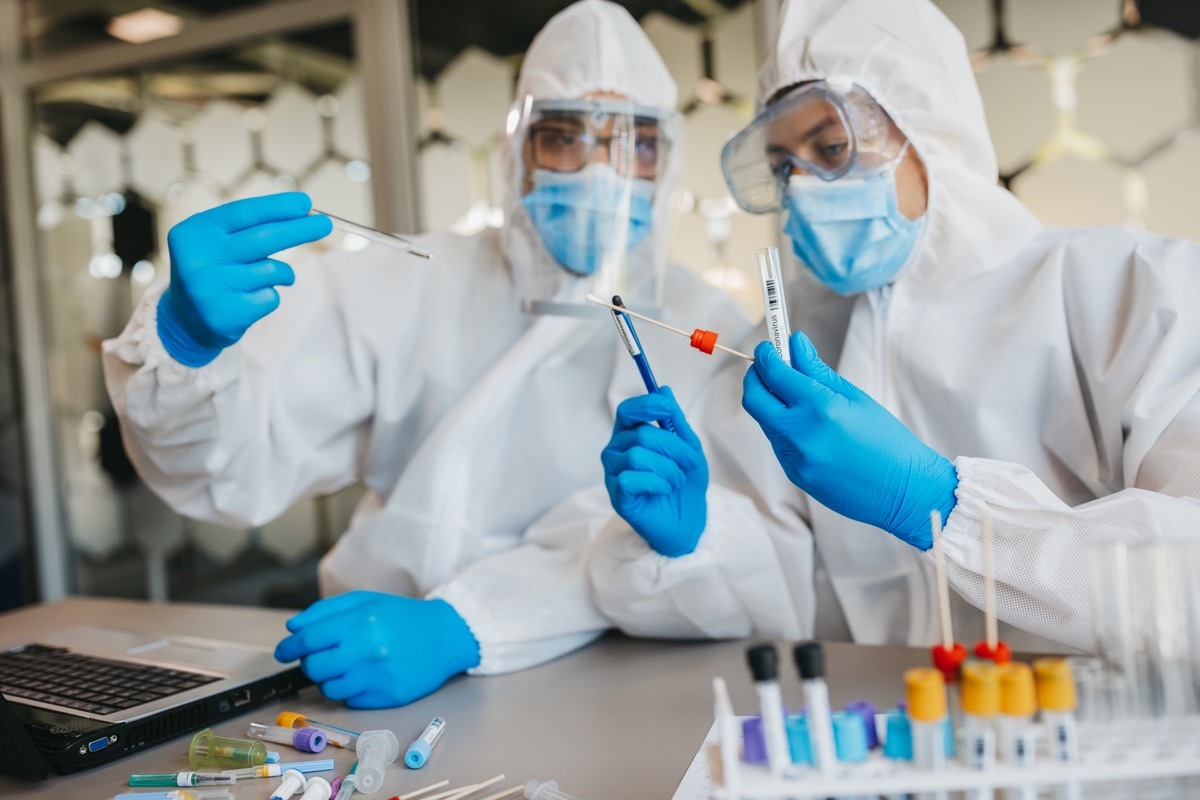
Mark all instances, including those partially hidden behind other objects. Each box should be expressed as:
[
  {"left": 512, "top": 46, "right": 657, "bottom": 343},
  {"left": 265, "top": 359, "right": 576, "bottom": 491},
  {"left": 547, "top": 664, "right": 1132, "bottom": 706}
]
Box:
[
  {"left": 101, "top": 255, "right": 383, "bottom": 528},
  {"left": 941, "top": 419, "right": 1200, "bottom": 654},
  {"left": 587, "top": 356, "right": 817, "bottom": 642},
  {"left": 939, "top": 241, "right": 1200, "bottom": 654},
  {"left": 428, "top": 486, "right": 615, "bottom": 676},
  {"left": 588, "top": 482, "right": 810, "bottom": 641}
]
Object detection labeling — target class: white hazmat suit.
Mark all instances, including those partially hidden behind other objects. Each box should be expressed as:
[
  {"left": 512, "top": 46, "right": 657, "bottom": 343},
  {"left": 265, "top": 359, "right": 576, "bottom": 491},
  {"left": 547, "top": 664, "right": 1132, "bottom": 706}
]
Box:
[
  {"left": 103, "top": 0, "right": 751, "bottom": 675},
  {"left": 588, "top": 0, "right": 1200, "bottom": 654}
]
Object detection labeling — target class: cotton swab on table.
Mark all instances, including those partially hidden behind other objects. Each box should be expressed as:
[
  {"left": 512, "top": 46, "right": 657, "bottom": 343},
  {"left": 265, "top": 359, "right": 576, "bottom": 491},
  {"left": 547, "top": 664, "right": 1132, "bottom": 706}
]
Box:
[
  {"left": 421, "top": 787, "right": 465, "bottom": 800},
  {"left": 399, "top": 780, "right": 450, "bottom": 800},
  {"left": 453, "top": 775, "right": 505, "bottom": 799},
  {"left": 476, "top": 787, "right": 523, "bottom": 800},
  {"left": 422, "top": 788, "right": 468, "bottom": 800},
  {"left": 422, "top": 775, "right": 505, "bottom": 800}
]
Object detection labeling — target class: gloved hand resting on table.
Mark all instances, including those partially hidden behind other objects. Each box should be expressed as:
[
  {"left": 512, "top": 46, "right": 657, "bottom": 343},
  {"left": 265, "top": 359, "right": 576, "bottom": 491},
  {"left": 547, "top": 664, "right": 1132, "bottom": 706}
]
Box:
[
  {"left": 741, "top": 331, "right": 958, "bottom": 550},
  {"left": 601, "top": 387, "right": 708, "bottom": 557},
  {"left": 275, "top": 591, "right": 480, "bottom": 708},
  {"left": 158, "top": 191, "right": 333, "bottom": 367}
]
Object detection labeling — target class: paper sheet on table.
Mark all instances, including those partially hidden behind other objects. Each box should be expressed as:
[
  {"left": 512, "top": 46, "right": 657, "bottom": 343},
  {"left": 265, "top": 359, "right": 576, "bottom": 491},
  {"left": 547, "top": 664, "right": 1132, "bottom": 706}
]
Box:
[{"left": 672, "top": 717, "right": 748, "bottom": 800}]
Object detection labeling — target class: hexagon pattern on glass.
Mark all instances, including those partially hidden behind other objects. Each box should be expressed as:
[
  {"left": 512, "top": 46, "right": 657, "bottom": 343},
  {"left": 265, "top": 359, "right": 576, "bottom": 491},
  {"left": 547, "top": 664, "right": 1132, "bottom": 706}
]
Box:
[
  {"left": 643, "top": 12, "right": 703, "bottom": 103},
  {"left": 439, "top": 48, "right": 516, "bottom": 149},
  {"left": 1076, "top": 31, "right": 1192, "bottom": 162},
  {"left": 262, "top": 82, "right": 326, "bottom": 177},
  {"left": 976, "top": 57, "right": 1056, "bottom": 175},
  {"left": 1008, "top": 0, "right": 1121, "bottom": 56},
  {"left": 128, "top": 115, "right": 187, "bottom": 203},
  {"left": 1013, "top": 156, "right": 1129, "bottom": 228}
]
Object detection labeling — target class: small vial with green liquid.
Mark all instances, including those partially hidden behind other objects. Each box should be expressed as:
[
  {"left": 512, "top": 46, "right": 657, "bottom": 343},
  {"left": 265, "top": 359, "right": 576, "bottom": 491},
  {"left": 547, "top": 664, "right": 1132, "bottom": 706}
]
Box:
[{"left": 189, "top": 728, "right": 268, "bottom": 770}]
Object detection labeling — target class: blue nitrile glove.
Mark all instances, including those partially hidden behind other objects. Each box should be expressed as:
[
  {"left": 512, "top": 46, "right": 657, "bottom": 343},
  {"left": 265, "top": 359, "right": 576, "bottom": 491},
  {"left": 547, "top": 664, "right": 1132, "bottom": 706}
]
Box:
[
  {"left": 600, "top": 386, "right": 708, "bottom": 557},
  {"left": 157, "top": 192, "right": 333, "bottom": 367},
  {"left": 741, "top": 331, "right": 957, "bottom": 550},
  {"left": 274, "top": 591, "right": 480, "bottom": 709}
]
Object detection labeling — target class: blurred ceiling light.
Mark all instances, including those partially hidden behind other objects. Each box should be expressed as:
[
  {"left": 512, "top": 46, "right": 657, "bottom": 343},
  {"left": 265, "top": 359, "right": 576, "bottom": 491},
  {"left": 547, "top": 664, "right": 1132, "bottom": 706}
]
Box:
[
  {"left": 345, "top": 160, "right": 371, "bottom": 183},
  {"left": 131, "top": 260, "right": 157, "bottom": 285},
  {"left": 107, "top": 8, "right": 184, "bottom": 44}
]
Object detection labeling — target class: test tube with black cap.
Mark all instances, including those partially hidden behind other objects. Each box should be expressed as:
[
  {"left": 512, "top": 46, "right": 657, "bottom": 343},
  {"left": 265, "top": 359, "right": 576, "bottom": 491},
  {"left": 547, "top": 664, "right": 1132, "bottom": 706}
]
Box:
[
  {"left": 794, "top": 642, "right": 837, "bottom": 774},
  {"left": 747, "top": 644, "right": 790, "bottom": 776}
]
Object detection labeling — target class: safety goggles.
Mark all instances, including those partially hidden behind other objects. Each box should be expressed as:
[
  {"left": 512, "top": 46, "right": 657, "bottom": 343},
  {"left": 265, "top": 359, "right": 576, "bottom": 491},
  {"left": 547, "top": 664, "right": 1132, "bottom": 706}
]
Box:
[
  {"left": 721, "top": 80, "right": 910, "bottom": 214},
  {"left": 519, "top": 98, "right": 674, "bottom": 181}
]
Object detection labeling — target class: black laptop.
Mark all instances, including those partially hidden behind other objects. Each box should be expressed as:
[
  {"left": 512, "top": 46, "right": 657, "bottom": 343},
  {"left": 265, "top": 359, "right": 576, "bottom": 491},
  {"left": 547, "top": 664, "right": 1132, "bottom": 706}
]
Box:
[{"left": 0, "top": 625, "right": 308, "bottom": 777}]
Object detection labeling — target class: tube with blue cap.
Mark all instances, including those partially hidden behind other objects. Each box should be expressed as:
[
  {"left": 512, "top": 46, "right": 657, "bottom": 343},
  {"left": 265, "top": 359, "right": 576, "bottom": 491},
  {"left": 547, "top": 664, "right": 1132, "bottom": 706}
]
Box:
[
  {"left": 114, "top": 792, "right": 232, "bottom": 800},
  {"left": 609, "top": 295, "right": 674, "bottom": 432},
  {"left": 404, "top": 717, "right": 445, "bottom": 769}
]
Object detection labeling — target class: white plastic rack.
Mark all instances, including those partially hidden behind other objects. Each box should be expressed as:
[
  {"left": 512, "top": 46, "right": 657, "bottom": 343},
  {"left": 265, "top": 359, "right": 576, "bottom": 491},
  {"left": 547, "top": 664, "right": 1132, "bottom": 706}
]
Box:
[{"left": 708, "top": 701, "right": 1200, "bottom": 798}]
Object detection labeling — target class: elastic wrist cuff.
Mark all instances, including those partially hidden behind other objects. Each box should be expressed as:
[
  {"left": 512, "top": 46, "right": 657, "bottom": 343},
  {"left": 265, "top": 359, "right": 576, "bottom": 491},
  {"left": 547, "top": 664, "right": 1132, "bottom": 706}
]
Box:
[
  {"left": 903, "top": 460, "right": 960, "bottom": 551},
  {"left": 156, "top": 295, "right": 222, "bottom": 368}
]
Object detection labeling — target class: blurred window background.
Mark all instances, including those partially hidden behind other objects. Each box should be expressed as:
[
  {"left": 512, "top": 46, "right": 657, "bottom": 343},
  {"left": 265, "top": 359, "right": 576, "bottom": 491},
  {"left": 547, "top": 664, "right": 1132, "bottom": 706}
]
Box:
[{"left": 1, "top": 0, "right": 1198, "bottom": 610}]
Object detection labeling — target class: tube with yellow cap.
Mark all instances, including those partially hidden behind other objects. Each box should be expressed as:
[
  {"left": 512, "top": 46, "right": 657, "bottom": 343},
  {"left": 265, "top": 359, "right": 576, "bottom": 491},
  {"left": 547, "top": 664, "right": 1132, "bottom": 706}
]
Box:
[
  {"left": 1034, "top": 659, "right": 1081, "bottom": 800},
  {"left": 961, "top": 662, "right": 998, "bottom": 800},
  {"left": 905, "top": 667, "right": 949, "bottom": 800},
  {"left": 997, "top": 663, "right": 1037, "bottom": 800},
  {"left": 277, "top": 712, "right": 359, "bottom": 748}
]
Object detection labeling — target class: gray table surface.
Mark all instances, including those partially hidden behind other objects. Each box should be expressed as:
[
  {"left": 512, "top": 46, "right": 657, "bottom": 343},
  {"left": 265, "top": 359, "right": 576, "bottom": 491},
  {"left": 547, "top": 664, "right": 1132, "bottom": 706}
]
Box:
[{"left": 0, "top": 598, "right": 936, "bottom": 799}]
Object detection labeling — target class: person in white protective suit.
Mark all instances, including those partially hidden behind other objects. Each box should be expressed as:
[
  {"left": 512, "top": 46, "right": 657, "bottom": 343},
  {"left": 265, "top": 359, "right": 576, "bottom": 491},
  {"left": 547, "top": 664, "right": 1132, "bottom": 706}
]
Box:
[
  {"left": 102, "top": 0, "right": 750, "bottom": 708},
  {"left": 592, "top": 0, "right": 1200, "bottom": 654}
]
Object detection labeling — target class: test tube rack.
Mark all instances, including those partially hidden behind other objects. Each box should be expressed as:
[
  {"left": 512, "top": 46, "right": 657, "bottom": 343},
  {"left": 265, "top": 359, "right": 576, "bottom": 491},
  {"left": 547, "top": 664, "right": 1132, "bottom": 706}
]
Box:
[{"left": 707, "top": 700, "right": 1200, "bottom": 798}]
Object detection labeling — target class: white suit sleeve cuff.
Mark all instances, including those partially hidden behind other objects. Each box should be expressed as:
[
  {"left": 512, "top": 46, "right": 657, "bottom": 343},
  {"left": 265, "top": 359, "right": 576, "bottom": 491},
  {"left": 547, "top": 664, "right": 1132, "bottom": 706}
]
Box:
[
  {"left": 431, "top": 571, "right": 605, "bottom": 678},
  {"left": 587, "top": 484, "right": 805, "bottom": 640},
  {"left": 103, "top": 281, "right": 242, "bottom": 388},
  {"left": 427, "top": 486, "right": 615, "bottom": 676},
  {"left": 936, "top": 455, "right": 1200, "bottom": 652}
]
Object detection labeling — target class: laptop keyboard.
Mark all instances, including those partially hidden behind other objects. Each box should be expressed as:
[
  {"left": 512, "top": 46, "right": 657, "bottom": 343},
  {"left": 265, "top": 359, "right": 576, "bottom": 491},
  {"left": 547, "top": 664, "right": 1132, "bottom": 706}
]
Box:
[{"left": 0, "top": 644, "right": 220, "bottom": 715}]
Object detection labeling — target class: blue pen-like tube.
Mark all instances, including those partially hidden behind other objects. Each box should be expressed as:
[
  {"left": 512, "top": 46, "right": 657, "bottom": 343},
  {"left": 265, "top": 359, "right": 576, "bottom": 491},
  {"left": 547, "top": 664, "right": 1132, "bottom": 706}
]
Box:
[{"left": 610, "top": 299, "right": 675, "bottom": 433}]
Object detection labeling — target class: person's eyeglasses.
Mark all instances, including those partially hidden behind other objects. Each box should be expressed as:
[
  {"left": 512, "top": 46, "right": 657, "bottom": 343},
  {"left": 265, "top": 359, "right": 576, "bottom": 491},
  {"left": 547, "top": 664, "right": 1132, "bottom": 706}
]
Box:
[{"left": 529, "top": 121, "right": 666, "bottom": 180}]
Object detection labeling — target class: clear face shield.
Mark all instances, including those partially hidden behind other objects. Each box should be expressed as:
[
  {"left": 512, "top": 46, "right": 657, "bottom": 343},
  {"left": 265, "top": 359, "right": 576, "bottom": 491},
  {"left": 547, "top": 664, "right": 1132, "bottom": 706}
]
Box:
[
  {"left": 507, "top": 97, "right": 682, "bottom": 316},
  {"left": 721, "top": 80, "right": 909, "bottom": 214}
]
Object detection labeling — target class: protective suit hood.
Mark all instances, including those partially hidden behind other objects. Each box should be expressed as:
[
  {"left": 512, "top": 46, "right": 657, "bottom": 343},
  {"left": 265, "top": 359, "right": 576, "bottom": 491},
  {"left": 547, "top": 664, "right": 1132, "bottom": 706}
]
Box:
[
  {"left": 760, "top": 0, "right": 1040, "bottom": 285},
  {"left": 502, "top": 0, "right": 681, "bottom": 312},
  {"left": 515, "top": 0, "right": 676, "bottom": 109}
]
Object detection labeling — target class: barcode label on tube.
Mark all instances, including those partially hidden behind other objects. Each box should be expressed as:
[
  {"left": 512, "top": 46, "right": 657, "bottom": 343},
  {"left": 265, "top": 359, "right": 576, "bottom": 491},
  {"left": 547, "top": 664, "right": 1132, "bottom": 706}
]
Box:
[
  {"left": 765, "top": 279, "right": 780, "bottom": 310},
  {"left": 615, "top": 313, "right": 641, "bottom": 356}
]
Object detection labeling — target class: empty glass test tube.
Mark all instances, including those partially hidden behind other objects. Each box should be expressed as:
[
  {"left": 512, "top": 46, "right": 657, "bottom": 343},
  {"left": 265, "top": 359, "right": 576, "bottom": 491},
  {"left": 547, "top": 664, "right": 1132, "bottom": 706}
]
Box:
[
  {"left": 315, "top": 209, "right": 432, "bottom": 259},
  {"left": 1131, "top": 542, "right": 1198, "bottom": 717},
  {"left": 1088, "top": 543, "right": 1146, "bottom": 717}
]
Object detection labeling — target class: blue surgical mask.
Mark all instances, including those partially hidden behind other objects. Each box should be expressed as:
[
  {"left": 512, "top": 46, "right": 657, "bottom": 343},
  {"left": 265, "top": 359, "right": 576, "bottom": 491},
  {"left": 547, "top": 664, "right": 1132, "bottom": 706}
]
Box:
[
  {"left": 522, "top": 165, "right": 655, "bottom": 276},
  {"left": 784, "top": 172, "right": 925, "bottom": 295}
]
